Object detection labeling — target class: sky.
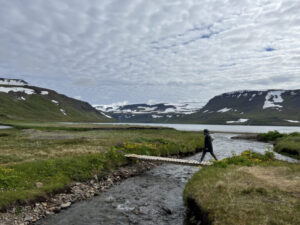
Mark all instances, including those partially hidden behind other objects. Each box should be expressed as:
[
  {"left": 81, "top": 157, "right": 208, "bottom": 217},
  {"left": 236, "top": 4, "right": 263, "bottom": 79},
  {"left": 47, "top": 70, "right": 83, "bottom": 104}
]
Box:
[{"left": 0, "top": 0, "right": 300, "bottom": 106}]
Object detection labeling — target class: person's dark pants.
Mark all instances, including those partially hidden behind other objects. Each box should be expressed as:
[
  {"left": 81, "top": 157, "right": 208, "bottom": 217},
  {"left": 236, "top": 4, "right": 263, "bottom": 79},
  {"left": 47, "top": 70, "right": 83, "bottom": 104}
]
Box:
[{"left": 200, "top": 150, "right": 218, "bottom": 162}]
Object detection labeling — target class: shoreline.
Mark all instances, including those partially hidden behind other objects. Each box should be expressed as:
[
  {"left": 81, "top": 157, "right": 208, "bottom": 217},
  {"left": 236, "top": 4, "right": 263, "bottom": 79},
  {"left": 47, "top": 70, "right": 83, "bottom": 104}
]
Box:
[
  {"left": 183, "top": 152, "right": 300, "bottom": 225},
  {"left": 0, "top": 161, "right": 157, "bottom": 225},
  {"left": 0, "top": 149, "right": 201, "bottom": 225}
]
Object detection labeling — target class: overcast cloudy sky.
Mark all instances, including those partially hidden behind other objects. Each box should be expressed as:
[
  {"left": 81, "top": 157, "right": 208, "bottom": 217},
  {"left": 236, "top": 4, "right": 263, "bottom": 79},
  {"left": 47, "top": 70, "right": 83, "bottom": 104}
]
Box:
[{"left": 1, "top": 0, "right": 300, "bottom": 106}]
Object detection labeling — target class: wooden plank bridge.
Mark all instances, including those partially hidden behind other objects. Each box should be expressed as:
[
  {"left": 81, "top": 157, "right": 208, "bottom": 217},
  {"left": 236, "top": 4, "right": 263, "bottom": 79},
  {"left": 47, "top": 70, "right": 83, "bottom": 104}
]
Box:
[{"left": 125, "top": 154, "right": 212, "bottom": 167}]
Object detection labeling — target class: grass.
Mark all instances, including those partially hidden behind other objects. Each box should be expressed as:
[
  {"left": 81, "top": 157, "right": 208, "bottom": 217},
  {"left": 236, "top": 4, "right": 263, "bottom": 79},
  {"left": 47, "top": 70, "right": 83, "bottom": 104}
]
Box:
[
  {"left": 257, "top": 131, "right": 300, "bottom": 159},
  {"left": 183, "top": 151, "right": 300, "bottom": 225},
  {"left": 0, "top": 123, "right": 204, "bottom": 210},
  {"left": 275, "top": 136, "right": 300, "bottom": 160},
  {"left": 257, "top": 130, "right": 287, "bottom": 142}
]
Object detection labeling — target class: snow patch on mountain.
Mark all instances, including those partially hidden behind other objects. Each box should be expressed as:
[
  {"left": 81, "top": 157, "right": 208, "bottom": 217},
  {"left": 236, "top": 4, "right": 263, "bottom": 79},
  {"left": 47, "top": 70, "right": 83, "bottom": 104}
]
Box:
[
  {"left": 18, "top": 97, "right": 26, "bottom": 101},
  {"left": 137, "top": 106, "right": 158, "bottom": 112},
  {"left": 41, "top": 91, "right": 48, "bottom": 95},
  {"left": 60, "top": 109, "right": 67, "bottom": 116},
  {"left": 94, "top": 101, "right": 128, "bottom": 112},
  {"left": 249, "top": 94, "right": 256, "bottom": 101},
  {"left": 285, "top": 119, "right": 299, "bottom": 123},
  {"left": 0, "top": 78, "right": 28, "bottom": 86},
  {"left": 0, "top": 87, "right": 35, "bottom": 95},
  {"left": 226, "top": 118, "right": 249, "bottom": 124},
  {"left": 152, "top": 115, "right": 163, "bottom": 119},
  {"left": 218, "top": 107, "right": 231, "bottom": 113},
  {"left": 263, "top": 90, "right": 285, "bottom": 109},
  {"left": 100, "top": 112, "right": 112, "bottom": 119},
  {"left": 0, "top": 86, "right": 50, "bottom": 96}
]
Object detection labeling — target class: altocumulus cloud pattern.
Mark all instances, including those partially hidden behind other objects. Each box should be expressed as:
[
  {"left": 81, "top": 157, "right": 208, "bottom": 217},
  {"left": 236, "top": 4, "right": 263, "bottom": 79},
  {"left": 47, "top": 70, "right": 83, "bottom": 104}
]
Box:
[{"left": 0, "top": 0, "right": 300, "bottom": 105}]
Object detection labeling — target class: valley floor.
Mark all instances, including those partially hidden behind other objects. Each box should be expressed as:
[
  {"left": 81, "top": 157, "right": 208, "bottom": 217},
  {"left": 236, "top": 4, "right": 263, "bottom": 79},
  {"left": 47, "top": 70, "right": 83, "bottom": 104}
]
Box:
[{"left": 0, "top": 122, "right": 204, "bottom": 217}]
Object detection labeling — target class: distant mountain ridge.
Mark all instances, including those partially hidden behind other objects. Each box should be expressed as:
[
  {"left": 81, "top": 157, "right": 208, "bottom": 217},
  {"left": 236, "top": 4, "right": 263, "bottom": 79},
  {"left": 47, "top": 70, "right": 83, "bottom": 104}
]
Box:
[
  {"left": 94, "top": 89, "right": 300, "bottom": 125},
  {"left": 0, "top": 78, "right": 111, "bottom": 122},
  {"left": 93, "top": 102, "right": 203, "bottom": 123}
]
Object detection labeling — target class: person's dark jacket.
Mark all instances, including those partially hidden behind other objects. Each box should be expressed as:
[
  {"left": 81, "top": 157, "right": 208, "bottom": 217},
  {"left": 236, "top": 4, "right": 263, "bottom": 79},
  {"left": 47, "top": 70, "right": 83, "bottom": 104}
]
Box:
[{"left": 204, "top": 134, "right": 213, "bottom": 152}]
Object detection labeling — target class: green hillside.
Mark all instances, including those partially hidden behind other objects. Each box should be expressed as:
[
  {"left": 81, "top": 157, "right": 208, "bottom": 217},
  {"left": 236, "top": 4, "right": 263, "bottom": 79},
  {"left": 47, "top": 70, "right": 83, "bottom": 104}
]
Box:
[{"left": 0, "top": 81, "right": 112, "bottom": 123}]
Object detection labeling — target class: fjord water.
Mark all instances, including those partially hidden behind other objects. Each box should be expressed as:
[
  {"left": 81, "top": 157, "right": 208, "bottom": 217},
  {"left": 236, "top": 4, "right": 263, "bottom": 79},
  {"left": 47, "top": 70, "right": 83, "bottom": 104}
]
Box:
[
  {"left": 96, "top": 122, "right": 300, "bottom": 133},
  {"left": 38, "top": 129, "right": 297, "bottom": 225},
  {"left": 0, "top": 125, "right": 11, "bottom": 129}
]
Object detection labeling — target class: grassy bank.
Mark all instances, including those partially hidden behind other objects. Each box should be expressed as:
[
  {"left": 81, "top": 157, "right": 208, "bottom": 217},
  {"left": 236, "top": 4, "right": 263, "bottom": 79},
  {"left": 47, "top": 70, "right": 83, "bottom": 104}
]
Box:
[
  {"left": 258, "top": 131, "right": 300, "bottom": 159},
  {"left": 0, "top": 123, "right": 204, "bottom": 210},
  {"left": 184, "top": 151, "right": 300, "bottom": 225}
]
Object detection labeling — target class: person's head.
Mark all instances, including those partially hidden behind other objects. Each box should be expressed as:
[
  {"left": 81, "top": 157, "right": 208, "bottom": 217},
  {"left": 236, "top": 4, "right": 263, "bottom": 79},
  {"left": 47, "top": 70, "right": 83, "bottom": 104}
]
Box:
[{"left": 203, "top": 129, "right": 209, "bottom": 135}]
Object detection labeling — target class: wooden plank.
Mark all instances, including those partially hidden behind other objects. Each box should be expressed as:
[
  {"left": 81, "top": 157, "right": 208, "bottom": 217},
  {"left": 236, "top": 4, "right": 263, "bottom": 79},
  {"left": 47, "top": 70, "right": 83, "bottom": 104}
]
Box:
[{"left": 125, "top": 154, "right": 212, "bottom": 167}]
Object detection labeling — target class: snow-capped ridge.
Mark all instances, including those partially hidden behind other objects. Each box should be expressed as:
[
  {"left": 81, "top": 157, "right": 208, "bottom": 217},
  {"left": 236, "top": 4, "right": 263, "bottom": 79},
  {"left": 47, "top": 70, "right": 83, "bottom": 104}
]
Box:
[
  {"left": 94, "top": 102, "right": 203, "bottom": 115},
  {"left": 0, "top": 78, "right": 28, "bottom": 86},
  {"left": 0, "top": 86, "right": 50, "bottom": 96},
  {"left": 0, "top": 87, "right": 35, "bottom": 95}
]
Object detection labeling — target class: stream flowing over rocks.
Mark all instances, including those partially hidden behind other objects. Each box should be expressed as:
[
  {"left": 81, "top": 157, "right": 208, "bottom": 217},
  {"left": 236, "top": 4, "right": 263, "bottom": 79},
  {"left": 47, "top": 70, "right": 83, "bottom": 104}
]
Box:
[
  {"left": 0, "top": 162, "right": 156, "bottom": 225},
  {"left": 34, "top": 133, "right": 297, "bottom": 225}
]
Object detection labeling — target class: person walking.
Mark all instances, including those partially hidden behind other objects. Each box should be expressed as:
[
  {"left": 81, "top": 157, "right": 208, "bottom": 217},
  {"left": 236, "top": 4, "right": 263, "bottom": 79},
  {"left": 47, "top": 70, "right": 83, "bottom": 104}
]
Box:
[{"left": 200, "top": 129, "right": 218, "bottom": 162}]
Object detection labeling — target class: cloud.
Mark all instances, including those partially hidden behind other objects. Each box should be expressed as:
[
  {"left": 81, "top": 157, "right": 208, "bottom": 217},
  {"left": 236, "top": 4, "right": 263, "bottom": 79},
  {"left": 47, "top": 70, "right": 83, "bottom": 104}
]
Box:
[
  {"left": 73, "top": 78, "right": 96, "bottom": 87},
  {"left": 0, "top": 0, "right": 300, "bottom": 105}
]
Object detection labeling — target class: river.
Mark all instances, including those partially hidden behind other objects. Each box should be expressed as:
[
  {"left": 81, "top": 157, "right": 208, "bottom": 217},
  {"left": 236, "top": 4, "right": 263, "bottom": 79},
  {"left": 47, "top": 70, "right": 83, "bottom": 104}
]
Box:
[{"left": 37, "top": 129, "right": 297, "bottom": 225}]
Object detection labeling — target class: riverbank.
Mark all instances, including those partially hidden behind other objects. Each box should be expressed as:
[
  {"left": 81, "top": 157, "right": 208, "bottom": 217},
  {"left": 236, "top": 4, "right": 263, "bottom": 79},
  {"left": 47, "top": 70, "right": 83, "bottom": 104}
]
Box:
[
  {"left": 0, "top": 161, "right": 157, "bottom": 225},
  {"left": 183, "top": 151, "right": 300, "bottom": 225},
  {"left": 0, "top": 123, "right": 203, "bottom": 224},
  {"left": 257, "top": 131, "right": 300, "bottom": 160},
  {"left": 231, "top": 131, "right": 300, "bottom": 160}
]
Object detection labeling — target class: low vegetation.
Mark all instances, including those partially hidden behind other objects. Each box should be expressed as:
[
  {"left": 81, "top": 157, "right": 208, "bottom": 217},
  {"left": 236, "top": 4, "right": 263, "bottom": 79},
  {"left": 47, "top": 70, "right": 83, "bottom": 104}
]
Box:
[
  {"left": 0, "top": 123, "right": 204, "bottom": 210},
  {"left": 258, "top": 131, "right": 300, "bottom": 159},
  {"left": 184, "top": 151, "right": 300, "bottom": 225}
]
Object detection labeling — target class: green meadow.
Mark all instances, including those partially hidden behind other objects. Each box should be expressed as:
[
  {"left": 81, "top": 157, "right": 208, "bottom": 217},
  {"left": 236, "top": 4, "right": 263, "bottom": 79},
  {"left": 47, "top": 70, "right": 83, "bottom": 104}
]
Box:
[{"left": 0, "top": 122, "right": 204, "bottom": 210}]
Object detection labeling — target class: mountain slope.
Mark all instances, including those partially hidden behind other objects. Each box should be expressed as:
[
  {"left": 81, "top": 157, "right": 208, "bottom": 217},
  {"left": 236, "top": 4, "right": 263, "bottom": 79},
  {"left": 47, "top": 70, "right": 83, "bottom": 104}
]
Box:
[
  {"left": 0, "top": 78, "right": 112, "bottom": 122},
  {"left": 184, "top": 90, "right": 300, "bottom": 125}
]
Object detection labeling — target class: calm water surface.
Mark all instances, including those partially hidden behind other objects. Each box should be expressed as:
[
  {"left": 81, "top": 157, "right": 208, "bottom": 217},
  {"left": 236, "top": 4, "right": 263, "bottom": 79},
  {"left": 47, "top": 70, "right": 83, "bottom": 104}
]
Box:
[
  {"left": 0, "top": 125, "right": 11, "bottom": 129},
  {"left": 38, "top": 132, "right": 297, "bottom": 225},
  {"left": 95, "top": 123, "right": 300, "bottom": 133}
]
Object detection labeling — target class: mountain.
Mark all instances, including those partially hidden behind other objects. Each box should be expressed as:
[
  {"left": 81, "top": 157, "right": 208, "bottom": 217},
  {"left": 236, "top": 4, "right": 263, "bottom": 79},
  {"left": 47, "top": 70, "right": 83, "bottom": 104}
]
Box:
[
  {"left": 93, "top": 102, "right": 203, "bottom": 123},
  {"left": 179, "top": 90, "right": 300, "bottom": 126},
  {"left": 94, "top": 90, "right": 300, "bottom": 126},
  {"left": 0, "top": 78, "right": 112, "bottom": 122}
]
